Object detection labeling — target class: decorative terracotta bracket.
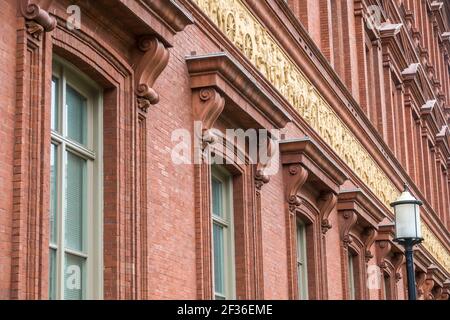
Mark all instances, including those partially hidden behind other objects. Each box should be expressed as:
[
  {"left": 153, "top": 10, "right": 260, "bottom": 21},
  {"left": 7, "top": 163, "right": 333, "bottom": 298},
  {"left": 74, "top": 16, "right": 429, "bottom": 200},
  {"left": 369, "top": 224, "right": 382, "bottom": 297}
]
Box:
[
  {"left": 255, "top": 136, "right": 278, "bottom": 190},
  {"left": 337, "top": 188, "right": 386, "bottom": 253},
  {"left": 186, "top": 52, "right": 292, "bottom": 156},
  {"left": 192, "top": 87, "right": 225, "bottom": 151},
  {"left": 19, "top": 0, "right": 56, "bottom": 39},
  {"left": 280, "top": 137, "right": 347, "bottom": 225},
  {"left": 374, "top": 222, "right": 404, "bottom": 270},
  {"left": 134, "top": 36, "right": 170, "bottom": 112}
]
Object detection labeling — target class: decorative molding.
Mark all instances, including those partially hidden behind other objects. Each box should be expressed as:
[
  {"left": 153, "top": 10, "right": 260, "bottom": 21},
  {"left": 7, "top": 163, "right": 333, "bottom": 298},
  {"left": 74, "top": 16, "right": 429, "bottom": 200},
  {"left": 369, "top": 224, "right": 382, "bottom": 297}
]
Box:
[
  {"left": 25, "top": 20, "right": 45, "bottom": 40},
  {"left": 140, "top": 0, "right": 194, "bottom": 33},
  {"left": 134, "top": 36, "right": 169, "bottom": 112},
  {"left": 19, "top": 0, "right": 56, "bottom": 34},
  {"left": 421, "top": 223, "right": 450, "bottom": 274}
]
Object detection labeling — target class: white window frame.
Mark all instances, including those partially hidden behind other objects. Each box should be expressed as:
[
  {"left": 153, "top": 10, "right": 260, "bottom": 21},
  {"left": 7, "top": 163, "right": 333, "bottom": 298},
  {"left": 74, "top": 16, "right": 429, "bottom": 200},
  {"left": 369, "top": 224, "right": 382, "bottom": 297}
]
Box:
[
  {"left": 296, "top": 220, "right": 308, "bottom": 300},
  {"left": 211, "top": 165, "right": 236, "bottom": 300},
  {"left": 50, "top": 57, "right": 103, "bottom": 300}
]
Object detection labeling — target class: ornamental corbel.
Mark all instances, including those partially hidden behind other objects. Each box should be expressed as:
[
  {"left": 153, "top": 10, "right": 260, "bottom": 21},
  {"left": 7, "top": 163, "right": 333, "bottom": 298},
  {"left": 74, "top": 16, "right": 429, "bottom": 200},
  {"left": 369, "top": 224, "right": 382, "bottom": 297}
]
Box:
[
  {"left": 341, "top": 211, "right": 357, "bottom": 249},
  {"left": 20, "top": 0, "right": 56, "bottom": 39},
  {"left": 134, "top": 36, "right": 170, "bottom": 112},
  {"left": 193, "top": 87, "right": 225, "bottom": 151},
  {"left": 416, "top": 271, "right": 426, "bottom": 299},
  {"left": 376, "top": 240, "right": 392, "bottom": 270},
  {"left": 286, "top": 164, "right": 308, "bottom": 214},
  {"left": 363, "top": 227, "right": 378, "bottom": 262},
  {"left": 392, "top": 252, "right": 405, "bottom": 282},
  {"left": 255, "top": 136, "right": 278, "bottom": 190},
  {"left": 319, "top": 192, "right": 337, "bottom": 234}
]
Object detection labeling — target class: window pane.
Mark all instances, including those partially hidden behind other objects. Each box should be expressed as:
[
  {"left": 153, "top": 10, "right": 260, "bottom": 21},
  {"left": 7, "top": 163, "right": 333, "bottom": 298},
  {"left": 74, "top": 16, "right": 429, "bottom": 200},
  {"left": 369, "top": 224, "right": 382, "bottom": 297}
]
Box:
[
  {"left": 212, "top": 178, "right": 223, "bottom": 218},
  {"left": 296, "top": 222, "right": 308, "bottom": 300},
  {"left": 213, "top": 223, "right": 225, "bottom": 296},
  {"left": 50, "top": 144, "right": 57, "bottom": 245},
  {"left": 49, "top": 248, "right": 57, "bottom": 300},
  {"left": 65, "top": 152, "right": 86, "bottom": 252},
  {"left": 66, "top": 84, "right": 87, "bottom": 145},
  {"left": 64, "top": 253, "right": 85, "bottom": 300},
  {"left": 348, "top": 254, "right": 355, "bottom": 300},
  {"left": 51, "top": 77, "right": 59, "bottom": 131}
]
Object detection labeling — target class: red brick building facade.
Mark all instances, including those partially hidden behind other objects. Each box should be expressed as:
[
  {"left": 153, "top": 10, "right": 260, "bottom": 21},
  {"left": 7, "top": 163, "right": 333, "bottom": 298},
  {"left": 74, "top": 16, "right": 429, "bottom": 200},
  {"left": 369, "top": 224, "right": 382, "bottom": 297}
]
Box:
[{"left": 0, "top": 0, "right": 449, "bottom": 299}]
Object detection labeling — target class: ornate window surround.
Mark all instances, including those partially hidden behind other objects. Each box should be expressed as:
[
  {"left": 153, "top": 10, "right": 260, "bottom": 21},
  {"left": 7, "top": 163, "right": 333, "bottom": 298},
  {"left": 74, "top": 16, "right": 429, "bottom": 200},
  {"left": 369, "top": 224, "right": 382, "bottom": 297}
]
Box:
[
  {"left": 374, "top": 222, "right": 405, "bottom": 300},
  {"left": 186, "top": 51, "right": 290, "bottom": 299},
  {"left": 337, "top": 188, "right": 386, "bottom": 300},
  {"left": 279, "top": 137, "right": 347, "bottom": 299}
]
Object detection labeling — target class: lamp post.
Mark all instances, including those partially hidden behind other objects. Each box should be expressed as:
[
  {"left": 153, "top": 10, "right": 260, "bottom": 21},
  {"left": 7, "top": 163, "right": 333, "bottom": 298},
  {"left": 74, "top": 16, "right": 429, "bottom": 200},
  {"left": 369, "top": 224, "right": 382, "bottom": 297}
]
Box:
[{"left": 391, "top": 184, "right": 423, "bottom": 300}]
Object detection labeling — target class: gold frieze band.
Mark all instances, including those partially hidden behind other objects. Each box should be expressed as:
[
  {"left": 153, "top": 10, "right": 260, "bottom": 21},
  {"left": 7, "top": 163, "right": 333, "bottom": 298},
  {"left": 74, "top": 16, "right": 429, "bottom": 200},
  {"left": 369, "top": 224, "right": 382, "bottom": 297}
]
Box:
[{"left": 192, "top": 0, "right": 449, "bottom": 272}]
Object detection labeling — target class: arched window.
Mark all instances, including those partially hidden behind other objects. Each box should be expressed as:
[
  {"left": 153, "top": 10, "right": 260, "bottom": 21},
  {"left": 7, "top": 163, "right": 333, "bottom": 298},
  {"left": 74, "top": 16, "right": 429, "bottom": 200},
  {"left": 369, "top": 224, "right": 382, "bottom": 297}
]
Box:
[{"left": 49, "top": 57, "right": 103, "bottom": 300}]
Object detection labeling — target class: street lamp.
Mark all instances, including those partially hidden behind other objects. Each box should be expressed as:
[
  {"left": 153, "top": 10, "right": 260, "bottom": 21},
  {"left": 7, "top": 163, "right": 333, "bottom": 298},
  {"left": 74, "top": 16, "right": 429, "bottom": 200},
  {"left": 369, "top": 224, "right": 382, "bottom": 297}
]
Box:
[{"left": 391, "top": 184, "right": 423, "bottom": 300}]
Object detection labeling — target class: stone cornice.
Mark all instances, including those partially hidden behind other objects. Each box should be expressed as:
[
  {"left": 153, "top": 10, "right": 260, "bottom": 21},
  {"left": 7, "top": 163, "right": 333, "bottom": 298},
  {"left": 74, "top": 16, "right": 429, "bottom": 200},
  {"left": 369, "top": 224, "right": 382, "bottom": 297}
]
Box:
[
  {"left": 110, "top": 0, "right": 194, "bottom": 46},
  {"left": 186, "top": 52, "right": 292, "bottom": 129},
  {"left": 140, "top": 0, "right": 194, "bottom": 33},
  {"left": 279, "top": 137, "right": 347, "bottom": 195},
  {"left": 337, "top": 189, "right": 386, "bottom": 228}
]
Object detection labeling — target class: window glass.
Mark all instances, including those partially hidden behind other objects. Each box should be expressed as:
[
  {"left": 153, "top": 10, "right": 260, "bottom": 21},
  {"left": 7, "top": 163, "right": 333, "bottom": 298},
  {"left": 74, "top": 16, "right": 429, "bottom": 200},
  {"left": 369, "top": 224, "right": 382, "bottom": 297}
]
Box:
[
  {"left": 212, "top": 178, "right": 223, "bottom": 218},
  {"left": 65, "top": 152, "right": 86, "bottom": 252},
  {"left": 64, "top": 253, "right": 85, "bottom": 300},
  {"left": 348, "top": 253, "right": 356, "bottom": 300},
  {"left": 213, "top": 223, "right": 225, "bottom": 299},
  {"left": 211, "top": 167, "right": 234, "bottom": 300},
  {"left": 296, "top": 221, "right": 308, "bottom": 300},
  {"left": 66, "top": 85, "right": 87, "bottom": 145}
]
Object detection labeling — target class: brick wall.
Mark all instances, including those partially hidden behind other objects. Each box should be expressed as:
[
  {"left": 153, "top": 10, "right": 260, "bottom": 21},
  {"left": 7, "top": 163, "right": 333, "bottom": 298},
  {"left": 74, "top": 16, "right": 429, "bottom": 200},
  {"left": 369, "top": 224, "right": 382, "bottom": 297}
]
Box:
[{"left": 0, "top": 0, "right": 18, "bottom": 299}]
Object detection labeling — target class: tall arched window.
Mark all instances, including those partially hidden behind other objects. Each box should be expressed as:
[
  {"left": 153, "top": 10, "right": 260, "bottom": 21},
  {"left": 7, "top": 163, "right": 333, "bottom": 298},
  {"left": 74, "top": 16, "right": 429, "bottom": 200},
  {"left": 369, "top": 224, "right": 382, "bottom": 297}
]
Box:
[{"left": 49, "top": 57, "right": 103, "bottom": 300}]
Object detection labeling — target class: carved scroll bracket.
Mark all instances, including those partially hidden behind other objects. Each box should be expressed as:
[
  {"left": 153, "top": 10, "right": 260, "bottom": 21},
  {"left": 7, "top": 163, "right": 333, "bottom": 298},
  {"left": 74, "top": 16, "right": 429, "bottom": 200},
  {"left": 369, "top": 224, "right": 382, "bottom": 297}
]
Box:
[
  {"left": 20, "top": 0, "right": 56, "bottom": 39},
  {"left": 286, "top": 164, "right": 308, "bottom": 214},
  {"left": 255, "top": 136, "right": 278, "bottom": 190},
  {"left": 392, "top": 252, "right": 405, "bottom": 282},
  {"left": 341, "top": 211, "right": 358, "bottom": 249},
  {"left": 319, "top": 192, "right": 337, "bottom": 234},
  {"left": 416, "top": 271, "right": 427, "bottom": 299},
  {"left": 363, "top": 227, "right": 378, "bottom": 262},
  {"left": 193, "top": 87, "right": 225, "bottom": 151},
  {"left": 134, "top": 36, "right": 170, "bottom": 112},
  {"left": 376, "top": 240, "right": 392, "bottom": 270}
]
